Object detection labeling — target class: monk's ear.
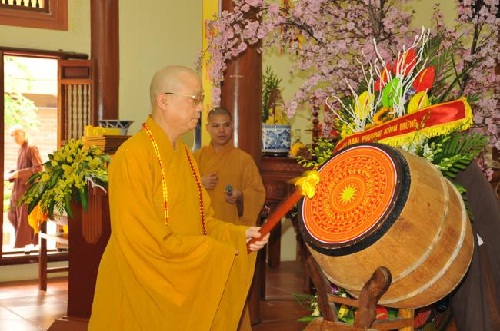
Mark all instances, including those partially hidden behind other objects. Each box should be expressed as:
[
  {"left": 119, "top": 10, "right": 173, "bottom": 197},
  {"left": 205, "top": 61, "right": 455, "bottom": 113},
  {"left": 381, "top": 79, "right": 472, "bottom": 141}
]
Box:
[{"left": 158, "top": 93, "right": 168, "bottom": 111}]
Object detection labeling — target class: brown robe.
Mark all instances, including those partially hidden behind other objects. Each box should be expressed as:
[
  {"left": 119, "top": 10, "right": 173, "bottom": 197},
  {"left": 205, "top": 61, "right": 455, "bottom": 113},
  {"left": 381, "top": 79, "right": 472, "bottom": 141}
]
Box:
[
  {"left": 8, "top": 141, "right": 43, "bottom": 248},
  {"left": 451, "top": 162, "right": 500, "bottom": 331}
]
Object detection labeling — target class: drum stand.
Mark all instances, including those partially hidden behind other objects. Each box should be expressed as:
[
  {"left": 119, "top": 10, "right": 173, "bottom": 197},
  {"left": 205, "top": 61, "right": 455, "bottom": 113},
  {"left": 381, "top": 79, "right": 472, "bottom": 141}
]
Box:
[{"left": 303, "top": 255, "right": 414, "bottom": 331}]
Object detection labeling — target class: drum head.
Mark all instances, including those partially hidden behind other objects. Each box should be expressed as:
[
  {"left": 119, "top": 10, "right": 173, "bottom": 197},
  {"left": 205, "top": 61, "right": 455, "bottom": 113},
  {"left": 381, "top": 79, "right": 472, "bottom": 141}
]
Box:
[{"left": 299, "top": 143, "right": 410, "bottom": 256}]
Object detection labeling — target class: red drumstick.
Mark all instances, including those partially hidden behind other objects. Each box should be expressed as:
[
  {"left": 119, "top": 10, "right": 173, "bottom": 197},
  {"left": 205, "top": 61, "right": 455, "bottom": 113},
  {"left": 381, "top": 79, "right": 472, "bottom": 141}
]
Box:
[{"left": 247, "top": 189, "right": 303, "bottom": 252}]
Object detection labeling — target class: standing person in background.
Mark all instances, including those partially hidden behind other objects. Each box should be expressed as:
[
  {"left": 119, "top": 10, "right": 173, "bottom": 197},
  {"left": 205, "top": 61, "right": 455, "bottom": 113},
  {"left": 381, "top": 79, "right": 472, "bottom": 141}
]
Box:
[
  {"left": 89, "top": 65, "right": 269, "bottom": 331},
  {"left": 193, "top": 106, "right": 266, "bottom": 331},
  {"left": 6, "top": 124, "right": 43, "bottom": 253}
]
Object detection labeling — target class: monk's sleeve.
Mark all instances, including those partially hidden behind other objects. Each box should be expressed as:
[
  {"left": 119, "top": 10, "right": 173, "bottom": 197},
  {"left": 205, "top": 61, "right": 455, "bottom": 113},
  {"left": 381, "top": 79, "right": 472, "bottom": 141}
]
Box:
[
  {"left": 239, "top": 153, "right": 266, "bottom": 225},
  {"left": 18, "top": 146, "right": 43, "bottom": 181}
]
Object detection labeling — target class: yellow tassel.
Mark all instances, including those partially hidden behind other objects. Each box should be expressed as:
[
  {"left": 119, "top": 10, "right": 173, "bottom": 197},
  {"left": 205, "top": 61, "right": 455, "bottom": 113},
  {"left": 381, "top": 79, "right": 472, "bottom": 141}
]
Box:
[
  {"left": 27, "top": 203, "right": 49, "bottom": 233},
  {"left": 294, "top": 170, "right": 321, "bottom": 199}
]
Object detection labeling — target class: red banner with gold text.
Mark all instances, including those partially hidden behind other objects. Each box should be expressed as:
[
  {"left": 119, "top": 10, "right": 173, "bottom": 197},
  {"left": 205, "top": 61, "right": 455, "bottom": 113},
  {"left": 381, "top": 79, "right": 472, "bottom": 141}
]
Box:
[{"left": 333, "top": 98, "right": 472, "bottom": 153}]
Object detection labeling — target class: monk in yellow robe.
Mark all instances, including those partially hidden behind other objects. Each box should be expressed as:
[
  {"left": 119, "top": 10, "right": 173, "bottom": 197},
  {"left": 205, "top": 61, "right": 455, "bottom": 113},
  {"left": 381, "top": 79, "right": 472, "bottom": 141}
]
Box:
[
  {"left": 193, "top": 107, "right": 266, "bottom": 330},
  {"left": 89, "top": 65, "right": 268, "bottom": 331}
]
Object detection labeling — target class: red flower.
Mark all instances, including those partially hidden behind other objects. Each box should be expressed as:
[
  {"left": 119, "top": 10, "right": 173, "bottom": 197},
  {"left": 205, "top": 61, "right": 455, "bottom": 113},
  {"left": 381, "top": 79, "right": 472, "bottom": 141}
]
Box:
[
  {"left": 374, "top": 65, "right": 392, "bottom": 91},
  {"left": 393, "top": 48, "right": 417, "bottom": 76},
  {"left": 412, "top": 66, "right": 435, "bottom": 92}
]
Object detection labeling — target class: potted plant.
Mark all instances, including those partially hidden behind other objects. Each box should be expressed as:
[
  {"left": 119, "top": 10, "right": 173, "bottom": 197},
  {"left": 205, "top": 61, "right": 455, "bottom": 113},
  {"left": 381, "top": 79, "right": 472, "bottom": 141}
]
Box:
[{"left": 262, "top": 66, "right": 291, "bottom": 156}]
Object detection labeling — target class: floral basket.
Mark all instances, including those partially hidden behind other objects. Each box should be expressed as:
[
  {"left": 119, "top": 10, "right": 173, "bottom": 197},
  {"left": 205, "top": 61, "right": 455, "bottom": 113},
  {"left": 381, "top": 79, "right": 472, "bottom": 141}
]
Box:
[{"left": 20, "top": 139, "right": 111, "bottom": 221}]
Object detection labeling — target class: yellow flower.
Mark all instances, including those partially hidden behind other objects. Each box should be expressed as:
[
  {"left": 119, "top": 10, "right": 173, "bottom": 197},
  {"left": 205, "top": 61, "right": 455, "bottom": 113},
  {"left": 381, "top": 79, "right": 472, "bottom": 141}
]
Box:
[
  {"left": 290, "top": 142, "right": 305, "bottom": 157},
  {"left": 372, "top": 107, "right": 394, "bottom": 125},
  {"left": 20, "top": 138, "right": 110, "bottom": 218},
  {"left": 355, "top": 91, "right": 374, "bottom": 119},
  {"left": 407, "top": 91, "right": 429, "bottom": 114}
]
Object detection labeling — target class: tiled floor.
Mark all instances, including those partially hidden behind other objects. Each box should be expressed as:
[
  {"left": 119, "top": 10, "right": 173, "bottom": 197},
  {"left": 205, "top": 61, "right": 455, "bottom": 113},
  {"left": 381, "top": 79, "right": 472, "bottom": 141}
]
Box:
[
  {"left": 0, "top": 278, "right": 68, "bottom": 331},
  {"left": 0, "top": 260, "right": 312, "bottom": 331}
]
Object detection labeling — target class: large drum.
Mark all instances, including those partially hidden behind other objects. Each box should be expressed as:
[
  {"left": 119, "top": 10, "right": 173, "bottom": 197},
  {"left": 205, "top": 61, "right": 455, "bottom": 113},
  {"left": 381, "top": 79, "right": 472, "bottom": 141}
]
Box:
[{"left": 298, "top": 143, "right": 474, "bottom": 308}]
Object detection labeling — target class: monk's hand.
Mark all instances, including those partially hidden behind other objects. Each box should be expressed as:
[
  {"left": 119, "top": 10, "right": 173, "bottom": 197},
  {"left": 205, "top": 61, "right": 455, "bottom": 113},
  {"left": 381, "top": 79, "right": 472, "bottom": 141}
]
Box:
[
  {"left": 225, "top": 189, "right": 242, "bottom": 204},
  {"left": 245, "top": 226, "right": 269, "bottom": 252},
  {"left": 201, "top": 173, "right": 217, "bottom": 190}
]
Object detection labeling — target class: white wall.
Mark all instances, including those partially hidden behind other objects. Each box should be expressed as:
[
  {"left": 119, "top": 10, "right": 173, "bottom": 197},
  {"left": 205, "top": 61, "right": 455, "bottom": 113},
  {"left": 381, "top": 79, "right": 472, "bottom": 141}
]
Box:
[{"left": 118, "top": 1, "right": 202, "bottom": 144}]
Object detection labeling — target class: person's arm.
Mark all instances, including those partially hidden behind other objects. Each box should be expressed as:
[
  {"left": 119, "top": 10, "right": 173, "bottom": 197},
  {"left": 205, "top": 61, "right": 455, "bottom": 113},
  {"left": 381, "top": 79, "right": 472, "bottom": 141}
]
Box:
[{"left": 14, "top": 146, "right": 44, "bottom": 181}]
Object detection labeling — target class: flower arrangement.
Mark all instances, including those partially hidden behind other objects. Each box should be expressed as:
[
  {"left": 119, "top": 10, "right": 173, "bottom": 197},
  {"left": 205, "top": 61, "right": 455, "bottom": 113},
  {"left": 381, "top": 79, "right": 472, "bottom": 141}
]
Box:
[
  {"left": 20, "top": 139, "right": 111, "bottom": 219},
  {"left": 297, "top": 29, "right": 489, "bottom": 182},
  {"left": 262, "top": 66, "right": 288, "bottom": 124},
  {"left": 200, "top": 0, "right": 498, "bottom": 167}
]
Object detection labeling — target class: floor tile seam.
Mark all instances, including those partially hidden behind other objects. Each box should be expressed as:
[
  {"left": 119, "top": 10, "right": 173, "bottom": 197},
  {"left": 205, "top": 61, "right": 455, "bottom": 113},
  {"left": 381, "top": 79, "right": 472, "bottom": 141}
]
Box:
[{"left": 0, "top": 305, "right": 43, "bottom": 328}]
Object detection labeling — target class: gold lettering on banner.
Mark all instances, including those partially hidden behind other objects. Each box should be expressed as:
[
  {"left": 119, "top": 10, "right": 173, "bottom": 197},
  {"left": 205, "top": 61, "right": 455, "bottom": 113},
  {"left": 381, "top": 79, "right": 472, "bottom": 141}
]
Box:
[
  {"left": 383, "top": 125, "right": 399, "bottom": 135},
  {"left": 347, "top": 136, "right": 360, "bottom": 145},
  {"left": 361, "top": 130, "right": 383, "bottom": 142},
  {"left": 399, "top": 119, "right": 419, "bottom": 131}
]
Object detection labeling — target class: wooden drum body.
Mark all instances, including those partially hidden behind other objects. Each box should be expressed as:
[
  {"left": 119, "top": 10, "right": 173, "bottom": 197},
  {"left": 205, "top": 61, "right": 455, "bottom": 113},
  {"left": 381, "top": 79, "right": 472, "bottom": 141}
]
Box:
[{"left": 298, "top": 143, "right": 474, "bottom": 308}]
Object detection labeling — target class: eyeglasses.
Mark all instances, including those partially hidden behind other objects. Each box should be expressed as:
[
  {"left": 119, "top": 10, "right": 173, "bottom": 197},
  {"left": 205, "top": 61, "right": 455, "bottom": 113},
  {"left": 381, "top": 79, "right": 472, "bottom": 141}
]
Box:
[{"left": 164, "top": 92, "right": 204, "bottom": 105}]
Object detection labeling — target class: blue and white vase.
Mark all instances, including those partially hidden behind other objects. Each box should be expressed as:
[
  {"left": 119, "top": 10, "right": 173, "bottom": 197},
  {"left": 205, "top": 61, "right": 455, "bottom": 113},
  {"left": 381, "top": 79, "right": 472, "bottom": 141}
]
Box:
[{"left": 262, "top": 124, "right": 291, "bottom": 156}]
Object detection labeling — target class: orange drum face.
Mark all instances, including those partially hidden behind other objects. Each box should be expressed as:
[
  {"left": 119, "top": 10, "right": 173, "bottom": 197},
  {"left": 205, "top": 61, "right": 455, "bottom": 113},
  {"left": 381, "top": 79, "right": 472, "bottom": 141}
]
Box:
[{"left": 299, "top": 143, "right": 409, "bottom": 255}]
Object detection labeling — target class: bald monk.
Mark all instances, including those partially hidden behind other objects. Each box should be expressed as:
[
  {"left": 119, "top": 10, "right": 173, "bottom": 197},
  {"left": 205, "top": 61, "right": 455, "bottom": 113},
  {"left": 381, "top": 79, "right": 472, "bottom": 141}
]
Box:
[
  {"left": 193, "top": 107, "right": 266, "bottom": 330},
  {"left": 89, "top": 65, "right": 269, "bottom": 331}
]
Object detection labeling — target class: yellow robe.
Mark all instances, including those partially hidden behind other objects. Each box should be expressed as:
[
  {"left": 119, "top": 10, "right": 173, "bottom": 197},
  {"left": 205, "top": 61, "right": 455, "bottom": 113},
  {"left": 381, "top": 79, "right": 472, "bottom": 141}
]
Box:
[
  {"left": 193, "top": 143, "right": 266, "bottom": 331},
  {"left": 89, "top": 117, "right": 256, "bottom": 331},
  {"left": 193, "top": 143, "right": 266, "bottom": 227}
]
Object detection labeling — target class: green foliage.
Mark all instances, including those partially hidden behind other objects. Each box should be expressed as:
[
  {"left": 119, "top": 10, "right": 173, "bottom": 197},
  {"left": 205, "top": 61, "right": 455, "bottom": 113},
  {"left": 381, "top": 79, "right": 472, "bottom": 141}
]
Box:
[
  {"left": 297, "top": 138, "right": 336, "bottom": 169},
  {"left": 20, "top": 139, "right": 111, "bottom": 219},
  {"left": 4, "top": 56, "right": 40, "bottom": 129},
  {"left": 418, "top": 132, "right": 488, "bottom": 179},
  {"left": 262, "top": 66, "right": 283, "bottom": 122},
  {"left": 293, "top": 293, "right": 320, "bottom": 323}
]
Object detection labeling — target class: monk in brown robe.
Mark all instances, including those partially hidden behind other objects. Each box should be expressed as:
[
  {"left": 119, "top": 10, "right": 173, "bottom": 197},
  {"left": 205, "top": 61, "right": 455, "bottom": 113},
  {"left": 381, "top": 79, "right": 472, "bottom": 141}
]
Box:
[
  {"left": 193, "top": 107, "right": 266, "bottom": 330},
  {"left": 89, "top": 65, "right": 269, "bottom": 331},
  {"left": 451, "top": 162, "right": 500, "bottom": 331},
  {"left": 7, "top": 125, "right": 43, "bottom": 251}
]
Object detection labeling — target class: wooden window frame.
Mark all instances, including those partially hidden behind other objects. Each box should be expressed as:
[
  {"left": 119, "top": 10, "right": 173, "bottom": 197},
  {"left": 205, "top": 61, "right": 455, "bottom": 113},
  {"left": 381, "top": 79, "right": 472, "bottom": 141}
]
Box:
[
  {"left": 0, "top": 0, "right": 68, "bottom": 31},
  {"left": 0, "top": 47, "right": 88, "bottom": 265}
]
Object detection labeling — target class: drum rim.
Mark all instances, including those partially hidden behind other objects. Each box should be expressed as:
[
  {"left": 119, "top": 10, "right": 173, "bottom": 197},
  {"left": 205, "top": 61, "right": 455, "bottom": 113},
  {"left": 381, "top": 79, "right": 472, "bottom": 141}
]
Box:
[{"left": 298, "top": 142, "right": 411, "bottom": 256}]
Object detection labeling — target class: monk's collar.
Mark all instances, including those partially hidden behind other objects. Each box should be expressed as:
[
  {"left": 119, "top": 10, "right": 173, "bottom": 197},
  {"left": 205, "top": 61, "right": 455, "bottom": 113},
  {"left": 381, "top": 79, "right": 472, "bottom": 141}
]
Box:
[{"left": 210, "top": 142, "right": 234, "bottom": 153}]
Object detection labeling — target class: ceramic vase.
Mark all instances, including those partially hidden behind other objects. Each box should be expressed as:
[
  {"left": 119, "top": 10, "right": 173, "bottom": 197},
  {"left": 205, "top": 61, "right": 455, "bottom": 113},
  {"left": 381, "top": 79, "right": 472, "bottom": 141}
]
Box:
[{"left": 262, "top": 124, "right": 291, "bottom": 156}]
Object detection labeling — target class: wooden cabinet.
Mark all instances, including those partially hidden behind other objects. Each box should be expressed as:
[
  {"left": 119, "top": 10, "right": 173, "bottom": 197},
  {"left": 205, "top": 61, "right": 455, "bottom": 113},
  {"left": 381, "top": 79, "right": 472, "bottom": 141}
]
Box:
[
  {"left": 260, "top": 156, "right": 305, "bottom": 267},
  {"left": 47, "top": 186, "right": 110, "bottom": 330}
]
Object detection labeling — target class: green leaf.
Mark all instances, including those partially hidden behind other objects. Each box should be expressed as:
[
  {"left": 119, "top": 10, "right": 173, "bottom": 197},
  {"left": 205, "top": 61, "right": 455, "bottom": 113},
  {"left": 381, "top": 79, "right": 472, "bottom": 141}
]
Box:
[
  {"left": 79, "top": 186, "right": 88, "bottom": 212},
  {"left": 430, "top": 132, "right": 488, "bottom": 180},
  {"left": 48, "top": 200, "right": 55, "bottom": 219},
  {"left": 64, "top": 194, "right": 73, "bottom": 219},
  {"left": 27, "top": 199, "right": 38, "bottom": 215},
  {"left": 297, "top": 316, "right": 319, "bottom": 323}
]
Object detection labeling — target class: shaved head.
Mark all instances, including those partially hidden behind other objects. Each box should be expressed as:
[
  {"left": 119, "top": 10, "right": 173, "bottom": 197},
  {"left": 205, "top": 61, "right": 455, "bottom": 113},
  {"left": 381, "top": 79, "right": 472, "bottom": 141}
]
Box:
[
  {"left": 149, "top": 65, "right": 200, "bottom": 108},
  {"left": 208, "top": 107, "right": 232, "bottom": 121},
  {"left": 149, "top": 65, "right": 203, "bottom": 143}
]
